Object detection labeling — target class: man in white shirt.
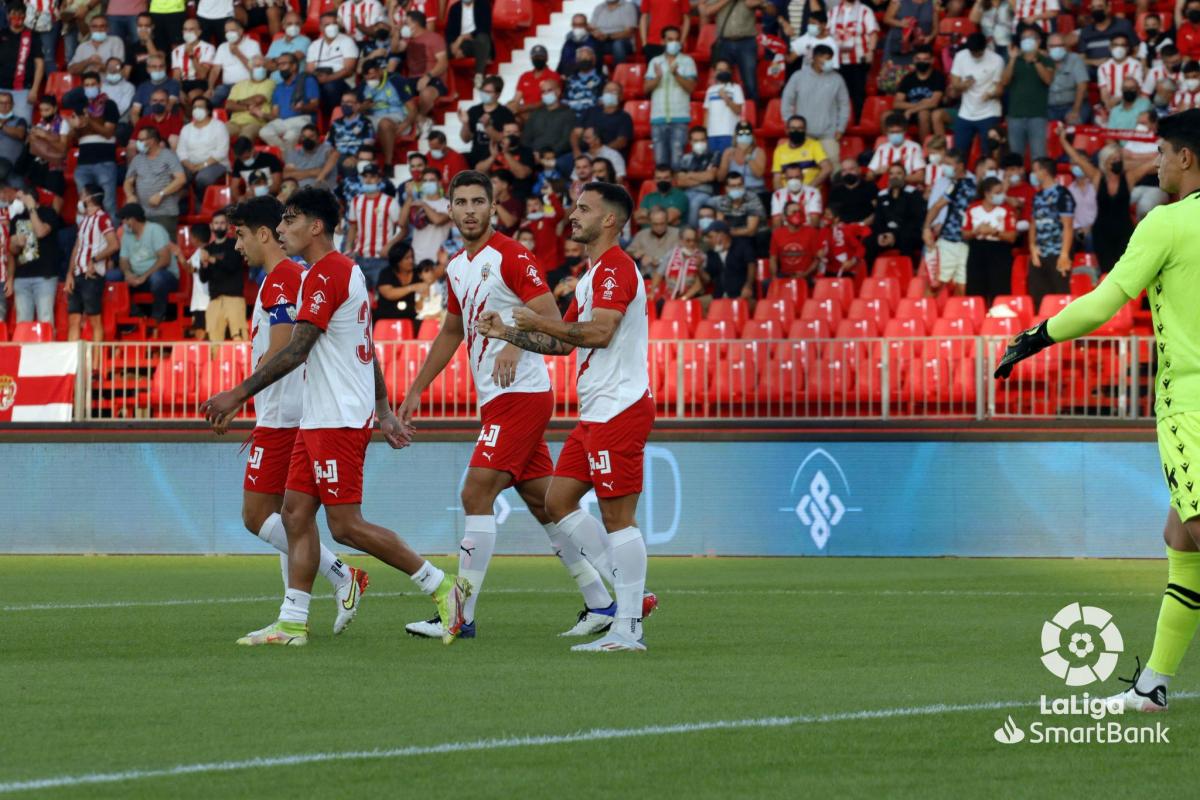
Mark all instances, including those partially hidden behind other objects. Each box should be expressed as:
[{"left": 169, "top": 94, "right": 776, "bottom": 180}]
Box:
[
  {"left": 68, "top": 16, "right": 125, "bottom": 77},
  {"left": 306, "top": 13, "right": 359, "bottom": 115},
  {"left": 950, "top": 32, "right": 1005, "bottom": 161},
  {"left": 102, "top": 57, "right": 136, "bottom": 119},
  {"left": 789, "top": 10, "right": 838, "bottom": 68},
  {"left": 211, "top": 19, "right": 264, "bottom": 107}
]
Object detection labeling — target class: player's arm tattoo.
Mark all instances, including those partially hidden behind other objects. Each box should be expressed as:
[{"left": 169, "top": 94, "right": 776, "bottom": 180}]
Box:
[
  {"left": 372, "top": 355, "right": 394, "bottom": 417},
  {"left": 237, "top": 322, "right": 321, "bottom": 399},
  {"left": 496, "top": 326, "right": 576, "bottom": 355}
]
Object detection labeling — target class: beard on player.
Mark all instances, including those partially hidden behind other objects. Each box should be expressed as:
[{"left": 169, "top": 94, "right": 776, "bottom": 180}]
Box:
[
  {"left": 450, "top": 200, "right": 492, "bottom": 243},
  {"left": 569, "top": 216, "right": 600, "bottom": 244}
]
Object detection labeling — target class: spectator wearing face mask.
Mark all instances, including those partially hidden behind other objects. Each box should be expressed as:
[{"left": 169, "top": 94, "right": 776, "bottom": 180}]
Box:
[
  {"left": 131, "top": 52, "right": 180, "bottom": 124},
  {"left": 401, "top": 168, "right": 451, "bottom": 265},
  {"left": 922, "top": 151, "right": 976, "bottom": 296},
  {"left": 391, "top": 10, "right": 447, "bottom": 125},
  {"left": 307, "top": 14, "right": 359, "bottom": 114},
  {"left": 282, "top": 123, "right": 336, "bottom": 190},
  {"left": 100, "top": 57, "right": 136, "bottom": 122},
  {"left": 574, "top": 125, "right": 626, "bottom": 180},
  {"left": 557, "top": 15, "right": 598, "bottom": 76},
  {"left": 522, "top": 190, "right": 565, "bottom": 266},
  {"left": 198, "top": 210, "right": 249, "bottom": 342},
  {"left": 65, "top": 184, "right": 118, "bottom": 342},
  {"left": 638, "top": 165, "right": 689, "bottom": 225},
  {"left": 780, "top": 45, "right": 849, "bottom": 166},
  {"left": 871, "top": 164, "right": 926, "bottom": 269},
  {"left": 699, "top": 0, "right": 760, "bottom": 102},
  {"left": 327, "top": 92, "right": 374, "bottom": 176},
  {"left": 711, "top": 172, "right": 765, "bottom": 251},
  {"left": 590, "top": 0, "right": 639, "bottom": 64},
  {"left": 772, "top": 116, "right": 832, "bottom": 189},
  {"left": 1097, "top": 33, "right": 1143, "bottom": 110},
  {"left": 375, "top": 241, "right": 423, "bottom": 331},
  {"left": 345, "top": 163, "right": 403, "bottom": 288},
  {"left": 426, "top": 131, "right": 469, "bottom": 185},
  {"left": 0, "top": 5, "right": 43, "bottom": 126},
  {"left": 266, "top": 13, "right": 310, "bottom": 78},
  {"left": 962, "top": 176, "right": 1018, "bottom": 304},
  {"left": 703, "top": 59, "right": 745, "bottom": 159},
  {"left": 1072, "top": 0, "right": 1136, "bottom": 68},
  {"left": 1027, "top": 155, "right": 1076, "bottom": 304},
  {"left": 563, "top": 46, "right": 604, "bottom": 116},
  {"left": 788, "top": 12, "right": 837, "bottom": 72},
  {"left": 868, "top": 112, "right": 926, "bottom": 185},
  {"left": 701, "top": 220, "right": 755, "bottom": 300},
  {"left": 513, "top": 45, "right": 561, "bottom": 115},
  {"left": 1138, "top": 13, "right": 1173, "bottom": 64},
  {"left": 70, "top": 72, "right": 121, "bottom": 220},
  {"left": 7, "top": 189, "right": 62, "bottom": 329},
  {"left": 172, "top": 18, "right": 217, "bottom": 108},
  {"left": 258, "top": 52, "right": 319, "bottom": 150},
  {"left": 124, "top": 126, "right": 186, "bottom": 234},
  {"left": 718, "top": 121, "right": 766, "bottom": 197},
  {"left": 1046, "top": 33, "right": 1090, "bottom": 124},
  {"left": 645, "top": 25, "right": 697, "bottom": 170},
  {"left": 629, "top": 206, "right": 681, "bottom": 278},
  {"left": 1180, "top": 0, "right": 1200, "bottom": 60},
  {"left": 676, "top": 126, "right": 719, "bottom": 225},
  {"left": 225, "top": 54, "right": 276, "bottom": 141},
  {"left": 0, "top": 92, "right": 28, "bottom": 185},
  {"left": 653, "top": 225, "right": 706, "bottom": 301},
  {"left": 577, "top": 81, "right": 633, "bottom": 156},
  {"left": 1002, "top": 26, "right": 1053, "bottom": 161},
  {"left": 1109, "top": 76, "right": 1152, "bottom": 129},
  {"left": 27, "top": 95, "right": 69, "bottom": 198},
  {"left": 522, "top": 80, "right": 575, "bottom": 162},
  {"left": 828, "top": 160, "right": 876, "bottom": 223},
  {"left": 210, "top": 20, "right": 263, "bottom": 107},
  {"left": 116, "top": 202, "right": 178, "bottom": 324},
  {"left": 640, "top": 0, "right": 689, "bottom": 62},
  {"left": 231, "top": 136, "right": 282, "bottom": 199},
  {"left": 70, "top": 16, "right": 123, "bottom": 78},
  {"left": 771, "top": 162, "right": 825, "bottom": 226},
  {"left": 950, "top": 32, "right": 1005, "bottom": 161},
  {"left": 1000, "top": 152, "right": 1035, "bottom": 226},
  {"left": 1173, "top": 61, "right": 1200, "bottom": 110},
  {"left": 460, "top": 76, "right": 515, "bottom": 167},
  {"left": 176, "top": 96, "right": 230, "bottom": 202},
  {"left": 341, "top": 145, "right": 395, "bottom": 201},
  {"left": 768, "top": 201, "right": 825, "bottom": 282},
  {"left": 894, "top": 46, "right": 946, "bottom": 142}
]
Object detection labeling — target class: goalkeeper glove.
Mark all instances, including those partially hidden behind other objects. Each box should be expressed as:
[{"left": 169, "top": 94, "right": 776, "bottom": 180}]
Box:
[{"left": 994, "top": 320, "right": 1055, "bottom": 379}]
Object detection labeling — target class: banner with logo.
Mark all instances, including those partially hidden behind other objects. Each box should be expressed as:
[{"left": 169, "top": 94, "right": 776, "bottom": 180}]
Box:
[
  {"left": 0, "top": 343, "right": 79, "bottom": 422},
  {"left": 0, "top": 438, "right": 1173, "bottom": 555}
]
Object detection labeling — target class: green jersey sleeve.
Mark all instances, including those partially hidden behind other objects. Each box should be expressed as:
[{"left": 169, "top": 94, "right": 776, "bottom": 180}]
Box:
[{"left": 1107, "top": 204, "right": 1174, "bottom": 299}]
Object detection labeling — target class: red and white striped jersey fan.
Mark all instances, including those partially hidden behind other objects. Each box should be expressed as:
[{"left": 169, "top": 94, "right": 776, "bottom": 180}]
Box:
[
  {"left": 348, "top": 193, "right": 401, "bottom": 259},
  {"left": 337, "top": 0, "right": 386, "bottom": 42},
  {"left": 962, "top": 201, "right": 1016, "bottom": 241},
  {"left": 1142, "top": 63, "right": 1173, "bottom": 96},
  {"left": 1012, "top": 0, "right": 1059, "bottom": 32},
  {"left": 924, "top": 160, "right": 951, "bottom": 188},
  {"left": 172, "top": 41, "right": 217, "bottom": 80},
  {"left": 1173, "top": 87, "right": 1200, "bottom": 111},
  {"left": 1097, "top": 58, "right": 1145, "bottom": 100},
  {"left": 829, "top": 1, "right": 878, "bottom": 65},
  {"left": 72, "top": 211, "right": 115, "bottom": 276},
  {"left": 868, "top": 139, "right": 926, "bottom": 177}
]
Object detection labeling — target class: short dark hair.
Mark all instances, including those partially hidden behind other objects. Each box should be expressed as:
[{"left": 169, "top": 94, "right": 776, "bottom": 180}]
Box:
[
  {"left": 1001, "top": 152, "right": 1025, "bottom": 169},
  {"left": 581, "top": 181, "right": 633, "bottom": 226},
  {"left": 1161, "top": 44, "right": 1180, "bottom": 58},
  {"left": 661, "top": 25, "right": 680, "bottom": 37},
  {"left": 812, "top": 44, "right": 834, "bottom": 59},
  {"left": 228, "top": 195, "right": 284, "bottom": 235},
  {"left": 884, "top": 112, "right": 906, "bottom": 129},
  {"left": 688, "top": 125, "right": 707, "bottom": 137},
  {"left": 118, "top": 203, "right": 146, "bottom": 222},
  {"left": 979, "top": 176, "right": 1003, "bottom": 196},
  {"left": 233, "top": 136, "right": 254, "bottom": 155},
  {"left": 82, "top": 70, "right": 100, "bottom": 84},
  {"left": 83, "top": 183, "right": 104, "bottom": 205},
  {"left": 408, "top": 10, "right": 427, "bottom": 26},
  {"left": 913, "top": 45, "right": 933, "bottom": 57},
  {"left": 428, "top": 130, "right": 447, "bottom": 144},
  {"left": 284, "top": 186, "right": 340, "bottom": 238},
  {"left": 1157, "top": 109, "right": 1200, "bottom": 163},
  {"left": 449, "top": 169, "right": 494, "bottom": 201},
  {"left": 787, "top": 115, "right": 807, "bottom": 127},
  {"left": 189, "top": 222, "right": 211, "bottom": 243},
  {"left": 140, "top": 126, "right": 161, "bottom": 143},
  {"left": 301, "top": 123, "right": 318, "bottom": 136},
  {"left": 1033, "top": 156, "right": 1056, "bottom": 176},
  {"left": 1185, "top": 60, "right": 1200, "bottom": 74}
]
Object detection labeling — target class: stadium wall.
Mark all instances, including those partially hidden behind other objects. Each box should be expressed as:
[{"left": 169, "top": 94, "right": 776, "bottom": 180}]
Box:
[{"left": 0, "top": 432, "right": 1172, "bottom": 557}]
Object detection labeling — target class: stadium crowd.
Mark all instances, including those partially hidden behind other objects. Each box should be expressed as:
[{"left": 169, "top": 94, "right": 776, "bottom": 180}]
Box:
[{"left": 0, "top": 0, "right": 1178, "bottom": 343}]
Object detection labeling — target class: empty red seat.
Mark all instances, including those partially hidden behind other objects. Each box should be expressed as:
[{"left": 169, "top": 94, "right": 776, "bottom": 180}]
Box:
[
  {"left": 714, "top": 342, "right": 762, "bottom": 403},
  {"left": 980, "top": 317, "right": 1020, "bottom": 338},
  {"left": 743, "top": 319, "right": 783, "bottom": 340},
  {"left": 845, "top": 95, "right": 893, "bottom": 139},
  {"left": 170, "top": 342, "right": 209, "bottom": 368},
  {"left": 885, "top": 317, "right": 925, "bottom": 337},
  {"left": 1069, "top": 272, "right": 1095, "bottom": 296},
  {"left": 847, "top": 297, "right": 890, "bottom": 331},
  {"left": 492, "top": 0, "right": 533, "bottom": 29},
  {"left": 767, "top": 278, "right": 807, "bottom": 307},
  {"left": 991, "top": 294, "right": 1034, "bottom": 327},
  {"left": 374, "top": 319, "right": 414, "bottom": 341},
  {"left": 905, "top": 273, "right": 931, "bottom": 298},
  {"left": 941, "top": 296, "right": 986, "bottom": 333},
  {"left": 789, "top": 318, "right": 830, "bottom": 339},
  {"left": 694, "top": 319, "right": 737, "bottom": 341},
  {"left": 812, "top": 277, "right": 854, "bottom": 312},
  {"left": 758, "top": 347, "right": 805, "bottom": 404},
  {"left": 650, "top": 318, "right": 688, "bottom": 340},
  {"left": 660, "top": 299, "right": 703, "bottom": 335},
  {"left": 418, "top": 320, "right": 441, "bottom": 340},
  {"left": 1037, "top": 294, "right": 1072, "bottom": 318},
  {"left": 625, "top": 100, "right": 651, "bottom": 140},
  {"left": 800, "top": 298, "right": 843, "bottom": 330},
  {"left": 627, "top": 139, "right": 655, "bottom": 181},
  {"left": 760, "top": 97, "right": 785, "bottom": 139},
  {"left": 952, "top": 358, "right": 978, "bottom": 406},
  {"left": 926, "top": 318, "right": 976, "bottom": 362},
  {"left": 903, "top": 357, "right": 953, "bottom": 407},
  {"left": 612, "top": 63, "right": 646, "bottom": 100},
  {"left": 752, "top": 298, "right": 796, "bottom": 330},
  {"left": 149, "top": 358, "right": 198, "bottom": 411},
  {"left": 871, "top": 256, "right": 914, "bottom": 294},
  {"left": 894, "top": 297, "right": 937, "bottom": 332},
  {"left": 859, "top": 276, "right": 901, "bottom": 312},
  {"left": 12, "top": 321, "right": 54, "bottom": 342},
  {"left": 808, "top": 358, "right": 853, "bottom": 402},
  {"left": 707, "top": 297, "right": 749, "bottom": 330}
]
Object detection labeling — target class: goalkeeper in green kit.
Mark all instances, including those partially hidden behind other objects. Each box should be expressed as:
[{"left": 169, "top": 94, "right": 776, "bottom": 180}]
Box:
[{"left": 996, "top": 109, "right": 1200, "bottom": 712}]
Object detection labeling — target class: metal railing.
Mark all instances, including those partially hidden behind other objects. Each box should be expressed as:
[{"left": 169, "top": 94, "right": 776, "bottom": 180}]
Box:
[{"left": 72, "top": 336, "right": 1152, "bottom": 422}]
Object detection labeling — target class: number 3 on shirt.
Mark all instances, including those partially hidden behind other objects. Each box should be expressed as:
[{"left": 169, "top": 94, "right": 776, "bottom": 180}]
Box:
[{"left": 357, "top": 300, "right": 373, "bottom": 365}]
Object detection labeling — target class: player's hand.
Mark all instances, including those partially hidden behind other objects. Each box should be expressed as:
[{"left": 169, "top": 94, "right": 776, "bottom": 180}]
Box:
[
  {"left": 492, "top": 344, "right": 520, "bottom": 388},
  {"left": 994, "top": 320, "right": 1055, "bottom": 379},
  {"left": 511, "top": 307, "right": 539, "bottom": 331},
  {"left": 475, "top": 309, "right": 506, "bottom": 337},
  {"left": 379, "top": 411, "right": 415, "bottom": 449},
  {"left": 201, "top": 389, "right": 246, "bottom": 429},
  {"left": 396, "top": 394, "right": 418, "bottom": 426}
]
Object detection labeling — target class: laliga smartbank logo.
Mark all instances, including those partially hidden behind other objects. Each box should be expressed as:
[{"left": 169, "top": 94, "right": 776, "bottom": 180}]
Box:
[{"left": 991, "top": 603, "right": 1171, "bottom": 745}]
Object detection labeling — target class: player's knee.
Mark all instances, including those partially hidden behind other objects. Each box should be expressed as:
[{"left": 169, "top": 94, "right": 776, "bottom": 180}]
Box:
[
  {"left": 460, "top": 486, "right": 493, "bottom": 516},
  {"left": 598, "top": 503, "right": 635, "bottom": 532},
  {"left": 242, "top": 506, "right": 269, "bottom": 535},
  {"left": 544, "top": 494, "right": 577, "bottom": 524}
]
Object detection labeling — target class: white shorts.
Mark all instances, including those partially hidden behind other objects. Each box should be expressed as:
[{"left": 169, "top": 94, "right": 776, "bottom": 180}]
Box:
[{"left": 936, "top": 240, "right": 969, "bottom": 286}]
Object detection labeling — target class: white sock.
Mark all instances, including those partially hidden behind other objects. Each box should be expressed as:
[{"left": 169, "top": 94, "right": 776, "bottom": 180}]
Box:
[
  {"left": 608, "top": 526, "right": 647, "bottom": 640},
  {"left": 258, "top": 513, "right": 351, "bottom": 590},
  {"left": 279, "top": 588, "right": 311, "bottom": 623},
  {"left": 545, "top": 522, "right": 612, "bottom": 610},
  {"left": 410, "top": 560, "right": 446, "bottom": 594},
  {"left": 557, "top": 509, "right": 613, "bottom": 583},
  {"left": 1136, "top": 666, "right": 1171, "bottom": 693},
  {"left": 459, "top": 515, "right": 497, "bottom": 623}
]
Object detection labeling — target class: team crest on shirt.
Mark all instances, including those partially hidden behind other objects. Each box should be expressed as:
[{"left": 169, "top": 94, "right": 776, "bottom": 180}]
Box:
[
  {"left": 526, "top": 264, "right": 543, "bottom": 286},
  {"left": 309, "top": 290, "right": 327, "bottom": 313},
  {"left": 601, "top": 276, "right": 617, "bottom": 300},
  {"left": 0, "top": 375, "right": 15, "bottom": 411},
  {"left": 480, "top": 263, "right": 491, "bottom": 280}
]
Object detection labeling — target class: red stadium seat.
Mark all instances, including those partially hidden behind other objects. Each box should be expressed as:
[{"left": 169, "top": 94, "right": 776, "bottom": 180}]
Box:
[
  {"left": 44, "top": 72, "right": 79, "bottom": 103},
  {"left": 625, "top": 100, "right": 651, "bottom": 140},
  {"left": 904, "top": 357, "right": 953, "bottom": 407},
  {"left": 926, "top": 318, "right": 976, "bottom": 363},
  {"left": 707, "top": 297, "right": 750, "bottom": 330},
  {"left": 905, "top": 273, "right": 930, "bottom": 298},
  {"left": 859, "top": 276, "right": 901, "bottom": 312},
  {"left": 839, "top": 136, "right": 866, "bottom": 163},
  {"left": 692, "top": 24, "right": 718, "bottom": 65},
  {"left": 885, "top": 317, "right": 926, "bottom": 337},
  {"left": 766, "top": 278, "right": 807, "bottom": 307},
  {"left": 808, "top": 357, "right": 853, "bottom": 402},
  {"left": 758, "top": 346, "right": 806, "bottom": 404},
  {"left": 847, "top": 297, "right": 890, "bottom": 331},
  {"left": 846, "top": 95, "right": 893, "bottom": 139},
  {"left": 760, "top": 98, "right": 785, "bottom": 139},
  {"left": 789, "top": 318, "right": 830, "bottom": 339},
  {"left": 800, "top": 297, "right": 843, "bottom": 329},
  {"left": 149, "top": 358, "right": 198, "bottom": 410},
  {"left": 752, "top": 298, "right": 796, "bottom": 330},
  {"left": 895, "top": 297, "right": 937, "bottom": 331},
  {"left": 1037, "top": 294, "right": 1072, "bottom": 318},
  {"left": 183, "top": 184, "right": 233, "bottom": 224},
  {"left": 1070, "top": 272, "right": 1096, "bottom": 296},
  {"left": 1094, "top": 301, "right": 1135, "bottom": 335},
  {"left": 627, "top": 139, "right": 655, "bottom": 181},
  {"left": 980, "top": 317, "right": 1020, "bottom": 338},
  {"left": 374, "top": 319, "right": 414, "bottom": 341},
  {"left": 418, "top": 320, "right": 441, "bottom": 340},
  {"left": 743, "top": 319, "right": 783, "bottom": 340},
  {"left": 12, "top": 321, "right": 53, "bottom": 342},
  {"left": 694, "top": 319, "right": 738, "bottom": 342},
  {"left": 812, "top": 277, "right": 854, "bottom": 312},
  {"left": 991, "top": 294, "right": 1034, "bottom": 327},
  {"left": 492, "top": 0, "right": 533, "bottom": 29},
  {"left": 660, "top": 299, "right": 703, "bottom": 335},
  {"left": 650, "top": 318, "right": 688, "bottom": 340},
  {"left": 941, "top": 296, "right": 986, "bottom": 333},
  {"left": 612, "top": 63, "right": 646, "bottom": 100}
]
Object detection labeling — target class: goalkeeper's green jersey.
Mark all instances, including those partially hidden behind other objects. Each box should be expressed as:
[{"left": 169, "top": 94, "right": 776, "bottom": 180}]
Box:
[{"left": 1107, "top": 190, "right": 1200, "bottom": 420}]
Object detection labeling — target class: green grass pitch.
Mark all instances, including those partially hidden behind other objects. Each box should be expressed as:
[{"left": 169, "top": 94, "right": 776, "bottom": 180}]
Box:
[{"left": 0, "top": 555, "right": 1195, "bottom": 797}]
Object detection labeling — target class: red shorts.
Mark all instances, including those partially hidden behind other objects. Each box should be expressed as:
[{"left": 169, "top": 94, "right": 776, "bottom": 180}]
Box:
[
  {"left": 285, "top": 428, "right": 373, "bottom": 506},
  {"left": 554, "top": 393, "right": 655, "bottom": 498},
  {"left": 470, "top": 390, "right": 554, "bottom": 486},
  {"left": 243, "top": 426, "right": 299, "bottom": 495}
]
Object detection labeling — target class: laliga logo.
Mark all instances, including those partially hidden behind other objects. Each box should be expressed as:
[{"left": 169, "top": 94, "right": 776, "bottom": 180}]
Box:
[
  {"left": 1040, "top": 602, "right": 1124, "bottom": 686},
  {"left": 787, "top": 449, "right": 860, "bottom": 551},
  {"left": 309, "top": 290, "right": 327, "bottom": 313}
]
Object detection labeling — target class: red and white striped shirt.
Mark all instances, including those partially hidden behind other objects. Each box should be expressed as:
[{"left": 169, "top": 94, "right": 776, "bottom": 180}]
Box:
[
  {"left": 868, "top": 139, "right": 926, "bottom": 177},
  {"left": 770, "top": 185, "right": 823, "bottom": 218},
  {"left": 338, "top": 0, "right": 386, "bottom": 43},
  {"left": 1172, "top": 87, "right": 1200, "bottom": 111},
  {"left": 348, "top": 193, "right": 401, "bottom": 259},
  {"left": 1097, "top": 58, "right": 1145, "bottom": 100},
  {"left": 171, "top": 41, "right": 217, "bottom": 81},
  {"left": 1142, "top": 63, "right": 1173, "bottom": 96},
  {"left": 962, "top": 202, "right": 1015, "bottom": 241},
  {"left": 923, "top": 161, "right": 951, "bottom": 188},
  {"left": 0, "top": 210, "right": 8, "bottom": 284},
  {"left": 1012, "top": 0, "right": 1059, "bottom": 32},
  {"left": 72, "top": 211, "right": 115, "bottom": 276},
  {"left": 24, "top": 0, "right": 56, "bottom": 31},
  {"left": 829, "top": 0, "right": 878, "bottom": 66}
]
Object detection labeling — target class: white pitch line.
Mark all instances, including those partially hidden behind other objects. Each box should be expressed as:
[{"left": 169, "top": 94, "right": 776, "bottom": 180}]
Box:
[
  {"left": 0, "top": 587, "right": 1166, "bottom": 613},
  {"left": 0, "top": 694, "right": 1157, "bottom": 795}
]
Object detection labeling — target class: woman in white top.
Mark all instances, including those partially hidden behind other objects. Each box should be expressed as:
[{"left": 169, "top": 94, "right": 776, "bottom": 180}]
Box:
[
  {"left": 703, "top": 58, "right": 745, "bottom": 160},
  {"left": 969, "top": 0, "right": 1014, "bottom": 56},
  {"left": 176, "top": 97, "right": 231, "bottom": 202}
]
